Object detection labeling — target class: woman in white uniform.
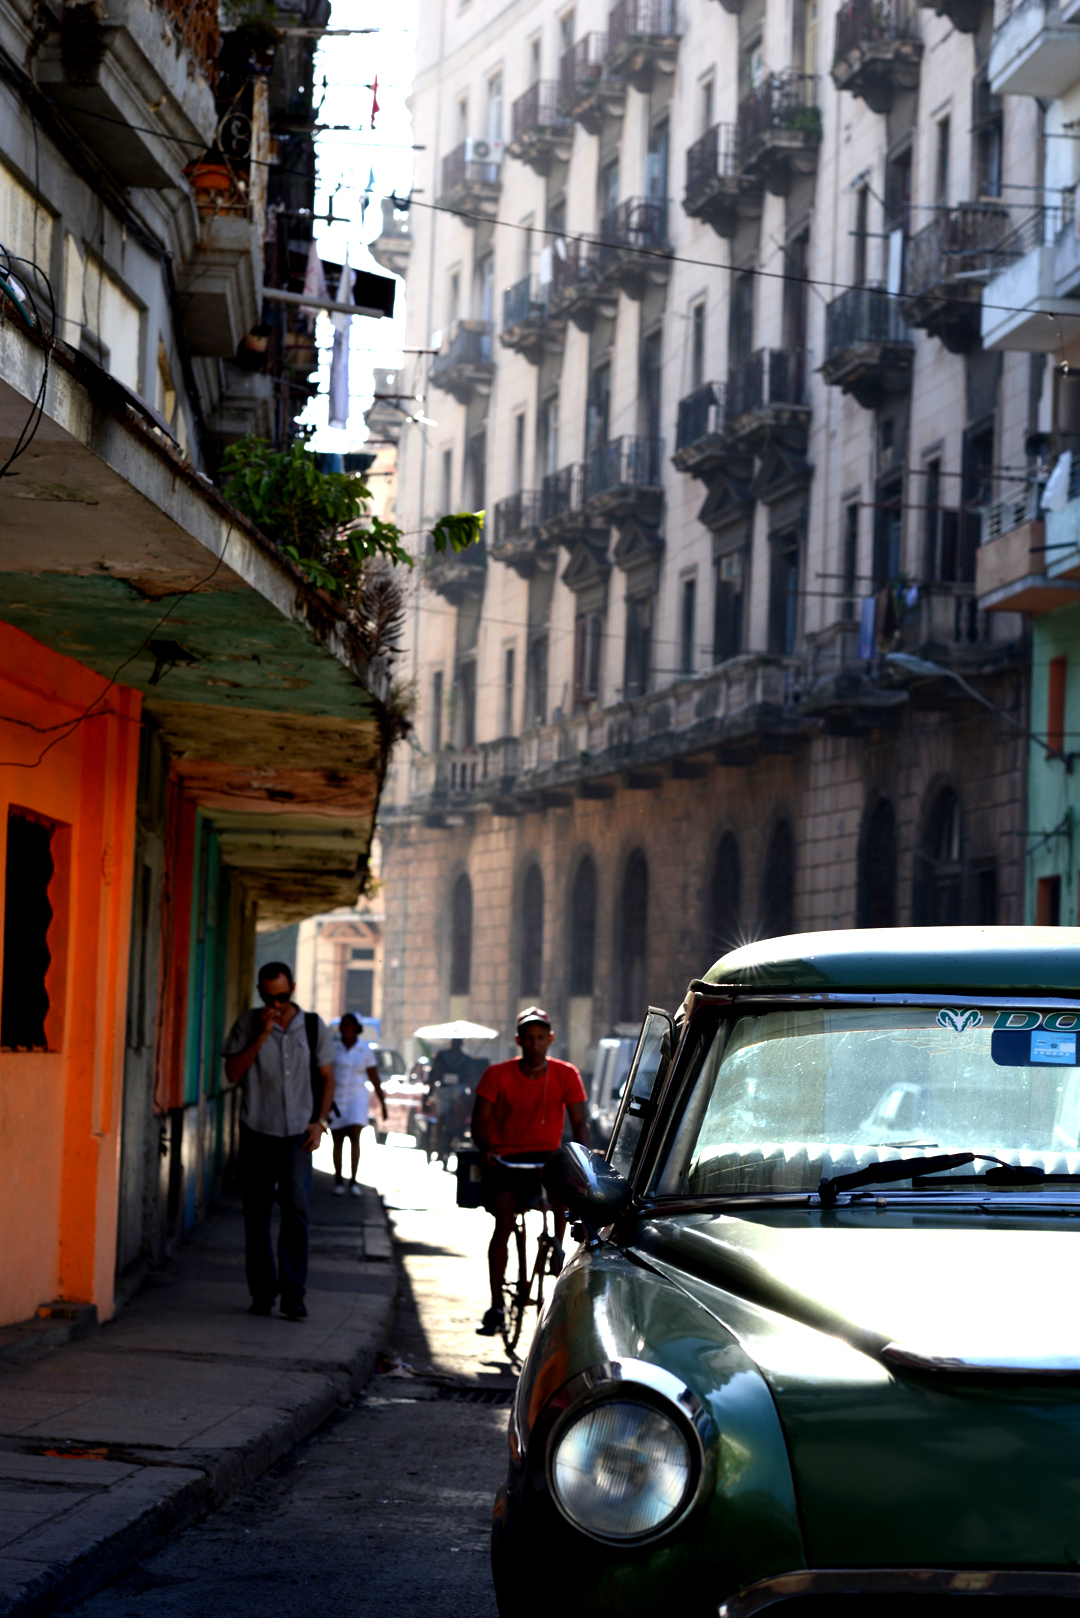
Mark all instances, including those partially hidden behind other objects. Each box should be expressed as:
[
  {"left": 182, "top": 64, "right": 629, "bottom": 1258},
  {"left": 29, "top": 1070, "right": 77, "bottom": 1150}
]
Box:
[{"left": 332, "top": 1014, "right": 386, "bottom": 1195}]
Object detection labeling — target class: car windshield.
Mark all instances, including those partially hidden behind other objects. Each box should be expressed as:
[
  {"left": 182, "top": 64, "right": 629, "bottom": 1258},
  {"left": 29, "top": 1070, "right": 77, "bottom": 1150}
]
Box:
[{"left": 656, "top": 1005, "right": 1080, "bottom": 1197}]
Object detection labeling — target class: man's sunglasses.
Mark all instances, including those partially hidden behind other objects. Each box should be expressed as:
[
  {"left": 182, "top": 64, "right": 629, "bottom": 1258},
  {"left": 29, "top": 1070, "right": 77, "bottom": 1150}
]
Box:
[{"left": 262, "top": 991, "right": 292, "bottom": 1004}]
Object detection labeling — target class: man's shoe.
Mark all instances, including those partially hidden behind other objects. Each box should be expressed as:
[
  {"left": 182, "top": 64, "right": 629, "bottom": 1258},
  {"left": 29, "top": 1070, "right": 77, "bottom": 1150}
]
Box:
[
  {"left": 280, "top": 1300, "right": 308, "bottom": 1321},
  {"left": 247, "top": 1298, "right": 274, "bottom": 1316},
  {"left": 476, "top": 1306, "right": 504, "bottom": 1336},
  {"left": 350, "top": 1181, "right": 362, "bottom": 1197},
  {"left": 333, "top": 1183, "right": 346, "bottom": 1197}
]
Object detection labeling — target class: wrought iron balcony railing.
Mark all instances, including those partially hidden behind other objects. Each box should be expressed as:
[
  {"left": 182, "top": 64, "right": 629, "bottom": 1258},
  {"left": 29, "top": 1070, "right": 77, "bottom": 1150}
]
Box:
[
  {"left": 587, "top": 435, "right": 664, "bottom": 499},
  {"left": 493, "top": 490, "right": 544, "bottom": 545},
  {"left": 429, "top": 321, "right": 494, "bottom": 395},
  {"left": 983, "top": 204, "right": 1062, "bottom": 277},
  {"left": 608, "top": 0, "right": 677, "bottom": 49},
  {"left": 503, "top": 275, "right": 549, "bottom": 329},
  {"left": 726, "top": 348, "right": 808, "bottom": 421},
  {"left": 737, "top": 71, "right": 821, "bottom": 153},
  {"left": 559, "top": 33, "right": 609, "bottom": 100},
  {"left": 440, "top": 142, "right": 500, "bottom": 197},
  {"left": 834, "top": 0, "right": 916, "bottom": 59},
  {"left": 541, "top": 462, "right": 587, "bottom": 523},
  {"left": 980, "top": 481, "right": 1043, "bottom": 545},
  {"left": 550, "top": 237, "right": 602, "bottom": 298},
  {"left": 676, "top": 382, "right": 726, "bottom": 450},
  {"left": 904, "top": 203, "right": 1012, "bottom": 300},
  {"left": 824, "top": 285, "right": 910, "bottom": 360},
  {"left": 598, "top": 197, "right": 669, "bottom": 255},
  {"left": 511, "top": 80, "right": 572, "bottom": 143},
  {"left": 685, "top": 122, "right": 739, "bottom": 194}
]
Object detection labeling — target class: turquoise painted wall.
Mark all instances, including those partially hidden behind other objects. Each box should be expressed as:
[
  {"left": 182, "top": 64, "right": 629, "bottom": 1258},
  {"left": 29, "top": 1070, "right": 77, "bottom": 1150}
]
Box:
[
  {"left": 180, "top": 813, "right": 235, "bottom": 1232},
  {"left": 1027, "top": 603, "right": 1080, "bottom": 923}
]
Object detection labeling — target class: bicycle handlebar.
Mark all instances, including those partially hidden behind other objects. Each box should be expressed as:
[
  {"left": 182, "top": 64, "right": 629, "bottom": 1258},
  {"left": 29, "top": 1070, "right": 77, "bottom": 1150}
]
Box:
[{"left": 491, "top": 1156, "right": 548, "bottom": 1171}]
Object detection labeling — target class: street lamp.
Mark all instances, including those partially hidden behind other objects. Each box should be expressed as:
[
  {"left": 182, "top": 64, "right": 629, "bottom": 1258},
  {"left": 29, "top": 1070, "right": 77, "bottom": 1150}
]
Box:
[{"left": 884, "top": 651, "right": 1075, "bottom": 770}]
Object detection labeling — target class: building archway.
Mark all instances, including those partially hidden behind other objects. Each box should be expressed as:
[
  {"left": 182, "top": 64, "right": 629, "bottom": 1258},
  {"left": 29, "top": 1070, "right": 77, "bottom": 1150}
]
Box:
[
  {"left": 760, "top": 820, "right": 795, "bottom": 940},
  {"left": 520, "top": 863, "right": 544, "bottom": 998},
  {"left": 707, "top": 831, "right": 741, "bottom": 961},
  {"left": 857, "top": 797, "right": 897, "bottom": 927},
  {"left": 617, "top": 849, "right": 649, "bottom": 1022}
]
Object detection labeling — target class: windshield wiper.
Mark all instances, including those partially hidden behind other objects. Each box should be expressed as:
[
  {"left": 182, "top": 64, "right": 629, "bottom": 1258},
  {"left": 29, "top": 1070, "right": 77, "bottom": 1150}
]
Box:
[{"left": 818, "top": 1153, "right": 1045, "bottom": 1207}]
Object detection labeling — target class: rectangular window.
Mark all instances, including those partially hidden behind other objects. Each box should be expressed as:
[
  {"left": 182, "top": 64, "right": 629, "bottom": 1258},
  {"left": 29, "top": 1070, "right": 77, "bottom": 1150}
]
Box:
[
  {"left": 448, "top": 270, "right": 460, "bottom": 327},
  {"left": 1, "top": 809, "right": 59, "bottom": 1052},
  {"left": 714, "top": 549, "right": 744, "bottom": 663},
  {"left": 640, "top": 331, "right": 662, "bottom": 443},
  {"left": 526, "top": 635, "right": 549, "bottom": 726},
  {"left": 345, "top": 967, "right": 374, "bottom": 1017},
  {"left": 973, "top": 76, "right": 1002, "bottom": 200},
  {"left": 599, "top": 161, "right": 619, "bottom": 218},
  {"left": 624, "top": 595, "right": 653, "bottom": 699},
  {"left": 936, "top": 116, "right": 950, "bottom": 206},
  {"left": 728, "top": 272, "right": 754, "bottom": 370},
  {"left": 560, "top": 9, "right": 575, "bottom": 50},
  {"left": 873, "top": 474, "right": 903, "bottom": 586},
  {"left": 961, "top": 421, "right": 995, "bottom": 584},
  {"left": 441, "top": 448, "right": 453, "bottom": 512},
  {"left": 513, "top": 413, "right": 526, "bottom": 493},
  {"left": 574, "top": 612, "right": 603, "bottom": 707},
  {"left": 853, "top": 186, "right": 868, "bottom": 287},
  {"left": 700, "top": 77, "right": 714, "bottom": 135},
  {"left": 502, "top": 646, "right": 516, "bottom": 736},
  {"left": 1048, "top": 655, "right": 1068, "bottom": 755},
  {"left": 646, "top": 119, "right": 669, "bottom": 202},
  {"left": 768, "top": 530, "right": 800, "bottom": 655},
  {"left": 431, "top": 669, "right": 444, "bottom": 752},
  {"left": 923, "top": 459, "right": 941, "bottom": 580},
  {"left": 690, "top": 302, "right": 705, "bottom": 391},
  {"left": 540, "top": 394, "right": 559, "bottom": 477},
  {"left": 843, "top": 502, "right": 859, "bottom": 621},
  {"left": 587, "top": 363, "right": 610, "bottom": 455},
  {"left": 782, "top": 232, "right": 809, "bottom": 355},
  {"left": 487, "top": 73, "right": 503, "bottom": 143},
  {"left": 457, "top": 97, "right": 469, "bottom": 141},
  {"left": 680, "top": 576, "right": 696, "bottom": 675},
  {"left": 466, "top": 432, "right": 486, "bottom": 511},
  {"left": 457, "top": 661, "right": 477, "bottom": 749},
  {"left": 1037, "top": 874, "right": 1062, "bottom": 927},
  {"left": 529, "top": 36, "right": 541, "bottom": 80}
]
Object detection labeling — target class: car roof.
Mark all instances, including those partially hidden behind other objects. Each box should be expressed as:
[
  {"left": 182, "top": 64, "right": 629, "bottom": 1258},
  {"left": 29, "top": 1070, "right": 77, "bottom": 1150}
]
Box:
[{"left": 701, "top": 927, "right": 1080, "bottom": 996}]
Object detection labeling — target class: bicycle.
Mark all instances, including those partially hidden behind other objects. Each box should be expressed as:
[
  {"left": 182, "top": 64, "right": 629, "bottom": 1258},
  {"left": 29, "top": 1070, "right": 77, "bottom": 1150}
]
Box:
[{"left": 492, "top": 1157, "right": 564, "bottom": 1356}]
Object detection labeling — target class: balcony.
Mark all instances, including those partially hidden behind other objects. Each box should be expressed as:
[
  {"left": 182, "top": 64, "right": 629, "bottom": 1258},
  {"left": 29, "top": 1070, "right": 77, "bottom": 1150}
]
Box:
[
  {"left": 821, "top": 286, "right": 914, "bottom": 408},
  {"left": 423, "top": 538, "right": 488, "bottom": 605},
  {"left": 491, "top": 493, "right": 556, "bottom": 578},
  {"left": 605, "top": 0, "right": 680, "bottom": 91},
  {"left": 673, "top": 383, "right": 729, "bottom": 476},
  {"left": 437, "top": 143, "right": 501, "bottom": 223},
  {"left": 725, "top": 349, "right": 811, "bottom": 453},
  {"left": 831, "top": 0, "right": 923, "bottom": 114},
  {"left": 539, "top": 463, "right": 606, "bottom": 545},
  {"left": 558, "top": 34, "right": 626, "bottom": 133},
  {"left": 595, "top": 198, "right": 672, "bottom": 298},
  {"left": 989, "top": 0, "right": 1080, "bottom": 97},
  {"left": 915, "top": 0, "right": 983, "bottom": 31},
  {"left": 429, "top": 321, "right": 495, "bottom": 403},
  {"left": 801, "top": 622, "right": 909, "bottom": 734},
  {"left": 500, "top": 276, "right": 565, "bottom": 362},
  {"left": 737, "top": 73, "right": 822, "bottom": 197},
  {"left": 35, "top": 0, "right": 218, "bottom": 188},
  {"left": 369, "top": 197, "right": 411, "bottom": 277},
  {"left": 683, "top": 123, "right": 762, "bottom": 239},
  {"left": 547, "top": 239, "right": 619, "bottom": 331},
  {"left": 585, "top": 436, "right": 665, "bottom": 525},
  {"left": 981, "top": 208, "right": 1080, "bottom": 352},
  {"left": 974, "top": 483, "right": 1063, "bottom": 612},
  {"left": 508, "top": 82, "right": 573, "bottom": 175},
  {"left": 395, "top": 653, "right": 814, "bottom": 823},
  {"left": 902, "top": 202, "right": 1012, "bottom": 354},
  {"left": 176, "top": 92, "right": 266, "bottom": 357},
  {"left": 1039, "top": 455, "right": 1080, "bottom": 608}
]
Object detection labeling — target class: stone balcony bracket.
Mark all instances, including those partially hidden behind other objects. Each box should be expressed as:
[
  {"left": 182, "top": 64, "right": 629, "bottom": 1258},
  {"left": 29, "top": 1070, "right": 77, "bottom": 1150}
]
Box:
[
  {"left": 989, "top": 0, "right": 1080, "bottom": 98},
  {"left": 557, "top": 36, "right": 627, "bottom": 134},
  {"left": 423, "top": 547, "right": 488, "bottom": 605},
  {"left": 831, "top": 37, "right": 924, "bottom": 115}
]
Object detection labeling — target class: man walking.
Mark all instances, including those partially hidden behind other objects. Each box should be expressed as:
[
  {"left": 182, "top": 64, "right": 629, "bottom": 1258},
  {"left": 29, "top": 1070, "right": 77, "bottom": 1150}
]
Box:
[
  {"left": 471, "top": 1007, "right": 589, "bottom": 1337},
  {"left": 223, "top": 962, "right": 334, "bottom": 1320}
]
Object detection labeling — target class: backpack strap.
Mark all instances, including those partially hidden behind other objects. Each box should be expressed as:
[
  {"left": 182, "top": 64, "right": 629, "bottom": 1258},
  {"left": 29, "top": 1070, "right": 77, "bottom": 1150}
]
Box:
[{"left": 305, "top": 1012, "right": 338, "bottom": 1122}]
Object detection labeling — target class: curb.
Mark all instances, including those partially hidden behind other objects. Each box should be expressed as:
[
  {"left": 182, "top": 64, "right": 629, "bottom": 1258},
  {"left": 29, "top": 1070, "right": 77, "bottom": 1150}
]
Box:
[{"left": 0, "top": 1209, "right": 397, "bottom": 1618}]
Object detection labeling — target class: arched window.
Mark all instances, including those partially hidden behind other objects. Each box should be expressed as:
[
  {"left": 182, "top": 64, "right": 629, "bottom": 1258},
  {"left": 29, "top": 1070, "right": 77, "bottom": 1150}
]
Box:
[
  {"left": 618, "top": 849, "right": 649, "bottom": 1022},
  {"left": 857, "top": 798, "right": 897, "bottom": 927},
  {"left": 520, "top": 863, "right": 544, "bottom": 998},
  {"left": 760, "top": 820, "right": 795, "bottom": 939},
  {"left": 707, "top": 832, "right": 741, "bottom": 961},
  {"left": 914, "top": 786, "right": 963, "bottom": 925},
  {"left": 569, "top": 855, "right": 597, "bottom": 996},
  {"left": 449, "top": 872, "right": 472, "bottom": 996}
]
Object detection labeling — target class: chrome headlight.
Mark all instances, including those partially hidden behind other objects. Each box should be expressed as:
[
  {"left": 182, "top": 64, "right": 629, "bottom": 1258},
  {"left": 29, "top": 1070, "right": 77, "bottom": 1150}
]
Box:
[{"left": 549, "top": 1397, "right": 695, "bottom": 1541}]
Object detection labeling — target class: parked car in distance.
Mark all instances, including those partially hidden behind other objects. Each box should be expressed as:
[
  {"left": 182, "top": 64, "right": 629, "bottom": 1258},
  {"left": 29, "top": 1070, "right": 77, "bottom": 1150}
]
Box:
[
  {"left": 587, "top": 1036, "right": 636, "bottom": 1149},
  {"left": 494, "top": 928, "right": 1080, "bottom": 1618}
]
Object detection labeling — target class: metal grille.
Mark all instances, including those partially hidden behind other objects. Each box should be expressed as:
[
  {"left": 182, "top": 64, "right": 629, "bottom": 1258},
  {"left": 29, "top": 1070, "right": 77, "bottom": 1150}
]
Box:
[
  {"left": 551, "top": 238, "right": 601, "bottom": 297},
  {"left": 502, "top": 276, "right": 547, "bottom": 329},
  {"left": 511, "top": 80, "right": 571, "bottom": 142},
  {"left": 541, "top": 463, "right": 586, "bottom": 521},
  {"left": 608, "top": 0, "right": 677, "bottom": 51},
  {"left": 597, "top": 197, "right": 669, "bottom": 253},
  {"left": 904, "top": 203, "right": 1012, "bottom": 299},
  {"left": 685, "top": 123, "right": 739, "bottom": 193},
  {"left": 824, "top": 285, "right": 910, "bottom": 360},
  {"left": 559, "top": 32, "right": 608, "bottom": 100},
  {"left": 430, "top": 322, "right": 493, "bottom": 382},
  {"left": 726, "top": 349, "right": 808, "bottom": 420},
  {"left": 737, "top": 71, "right": 820, "bottom": 153},
  {"left": 493, "top": 491, "right": 543, "bottom": 543},
  {"left": 440, "top": 143, "right": 499, "bottom": 195},
  {"left": 676, "top": 382, "right": 726, "bottom": 449},
  {"left": 587, "top": 436, "right": 664, "bottom": 497},
  {"left": 834, "top": 0, "right": 915, "bottom": 59}
]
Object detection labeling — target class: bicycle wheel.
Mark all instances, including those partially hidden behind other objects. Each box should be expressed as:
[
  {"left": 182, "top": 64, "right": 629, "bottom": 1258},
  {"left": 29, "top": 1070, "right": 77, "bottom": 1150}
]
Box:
[{"left": 500, "top": 1220, "right": 528, "bottom": 1355}]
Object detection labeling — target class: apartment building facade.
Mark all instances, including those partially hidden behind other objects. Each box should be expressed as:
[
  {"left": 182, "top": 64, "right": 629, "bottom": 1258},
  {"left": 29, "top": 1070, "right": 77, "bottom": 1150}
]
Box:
[{"left": 380, "top": 0, "right": 1039, "bottom": 1066}]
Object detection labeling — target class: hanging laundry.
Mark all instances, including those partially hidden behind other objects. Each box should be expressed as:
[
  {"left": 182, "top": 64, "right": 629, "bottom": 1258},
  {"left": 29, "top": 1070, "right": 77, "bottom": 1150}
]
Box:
[
  {"left": 301, "top": 240, "right": 329, "bottom": 312},
  {"left": 329, "top": 251, "right": 353, "bottom": 430},
  {"left": 368, "top": 76, "right": 380, "bottom": 129},
  {"left": 360, "top": 166, "right": 375, "bottom": 223}
]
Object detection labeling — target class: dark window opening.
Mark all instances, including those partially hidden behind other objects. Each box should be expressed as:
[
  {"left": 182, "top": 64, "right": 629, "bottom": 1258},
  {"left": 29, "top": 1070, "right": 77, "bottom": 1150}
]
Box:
[
  {"left": 456, "top": 660, "right": 477, "bottom": 749},
  {"left": 617, "top": 849, "right": 648, "bottom": 1023},
  {"left": 768, "top": 530, "right": 800, "bottom": 655},
  {"left": 714, "top": 549, "right": 745, "bottom": 663},
  {"left": 973, "top": 76, "right": 1002, "bottom": 200},
  {"left": 729, "top": 272, "right": 755, "bottom": 371},
  {"left": 431, "top": 669, "right": 444, "bottom": 752},
  {"left": 574, "top": 612, "right": 603, "bottom": 708},
  {"left": 760, "top": 820, "right": 795, "bottom": 940},
  {"left": 914, "top": 786, "right": 963, "bottom": 925},
  {"left": 502, "top": 646, "right": 516, "bottom": 737},
  {"left": 520, "top": 863, "right": 544, "bottom": 998},
  {"left": 973, "top": 861, "right": 998, "bottom": 925},
  {"left": 961, "top": 421, "right": 994, "bottom": 583},
  {"left": 691, "top": 302, "right": 705, "bottom": 391},
  {"left": 624, "top": 594, "right": 653, "bottom": 699},
  {"left": 1, "top": 811, "right": 54, "bottom": 1051},
  {"left": 857, "top": 798, "right": 897, "bottom": 928},
  {"left": 782, "top": 232, "right": 809, "bottom": 355},
  {"left": 465, "top": 432, "right": 486, "bottom": 512},
  {"left": 570, "top": 855, "right": 597, "bottom": 996},
  {"left": 640, "top": 331, "right": 663, "bottom": 444},
  {"left": 843, "top": 502, "right": 859, "bottom": 621},
  {"left": 646, "top": 118, "right": 669, "bottom": 201},
  {"left": 1037, "top": 874, "right": 1062, "bottom": 928},
  {"left": 526, "top": 634, "right": 549, "bottom": 726},
  {"left": 708, "top": 831, "right": 741, "bottom": 960},
  {"left": 935, "top": 117, "right": 950, "bottom": 206},
  {"left": 680, "top": 577, "right": 696, "bottom": 676},
  {"left": 345, "top": 967, "right": 374, "bottom": 1017},
  {"left": 1048, "top": 655, "right": 1068, "bottom": 756},
  {"left": 853, "top": 186, "right": 868, "bottom": 287},
  {"left": 587, "top": 362, "right": 611, "bottom": 455},
  {"left": 450, "top": 873, "right": 473, "bottom": 996},
  {"left": 873, "top": 474, "right": 903, "bottom": 587}
]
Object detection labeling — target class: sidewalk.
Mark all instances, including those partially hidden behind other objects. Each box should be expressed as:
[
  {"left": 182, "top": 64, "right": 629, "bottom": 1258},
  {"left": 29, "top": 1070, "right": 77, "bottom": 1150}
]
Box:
[{"left": 0, "top": 1167, "right": 395, "bottom": 1618}]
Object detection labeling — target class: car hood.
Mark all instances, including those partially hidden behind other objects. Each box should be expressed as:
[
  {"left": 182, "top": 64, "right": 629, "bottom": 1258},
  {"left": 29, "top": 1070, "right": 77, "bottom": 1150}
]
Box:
[{"left": 631, "top": 1209, "right": 1080, "bottom": 1567}]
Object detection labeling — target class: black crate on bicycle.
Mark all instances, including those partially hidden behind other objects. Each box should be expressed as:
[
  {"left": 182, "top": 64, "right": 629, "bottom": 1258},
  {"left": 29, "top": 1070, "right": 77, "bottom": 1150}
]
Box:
[{"left": 455, "top": 1147, "right": 486, "bottom": 1208}]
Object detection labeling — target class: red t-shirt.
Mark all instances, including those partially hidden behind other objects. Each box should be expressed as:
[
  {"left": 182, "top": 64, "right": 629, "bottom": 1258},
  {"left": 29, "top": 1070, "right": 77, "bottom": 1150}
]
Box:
[{"left": 475, "top": 1057, "right": 587, "bottom": 1153}]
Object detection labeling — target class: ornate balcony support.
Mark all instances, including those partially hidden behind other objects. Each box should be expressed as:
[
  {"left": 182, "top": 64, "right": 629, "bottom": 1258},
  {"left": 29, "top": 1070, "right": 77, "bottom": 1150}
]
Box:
[
  {"left": 558, "top": 34, "right": 626, "bottom": 133},
  {"left": 437, "top": 143, "right": 501, "bottom": 222},
  {"left": 500, "top": 277, "right": 566, "bottom": 362},
  {"left": 429, "top": 321, "right": 495, "bottom": 402},
  {"left": 737, "top": 72, "right": 821, "bottom": 197},
  {"left": 508, "top": 82, "right": 573, "bottom": 174},
  {"left": 901, "top": 202, "right": 1011, "bottom": 353},
  {"left": 831, "top": 0, "right": 923, "bottom": 114},
  {"left": 682, "top": 124, "right": 762, "bottom": 239},
  {"left": 821, "top": 286, "right": 914, "bottom": 408},
  {"left": 605, "top": 0, "right": 680, "bottom": 92}
]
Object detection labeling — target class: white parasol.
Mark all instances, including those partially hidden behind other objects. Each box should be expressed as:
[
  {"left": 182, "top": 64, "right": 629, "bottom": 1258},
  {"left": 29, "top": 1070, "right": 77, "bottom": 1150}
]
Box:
[{"left": 412, "top": 1019, "right": 499, "bottom": 1041}]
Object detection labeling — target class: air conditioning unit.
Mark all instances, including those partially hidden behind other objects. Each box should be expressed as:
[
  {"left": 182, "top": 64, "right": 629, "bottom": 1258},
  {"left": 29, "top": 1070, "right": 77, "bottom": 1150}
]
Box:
[{"left": 465, "top": 136, "right": 504, "bottom": 164}]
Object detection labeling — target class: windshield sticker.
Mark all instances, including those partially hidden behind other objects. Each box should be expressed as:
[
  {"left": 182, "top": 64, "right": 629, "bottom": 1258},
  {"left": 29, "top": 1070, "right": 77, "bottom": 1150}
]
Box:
[
  {"left": 993, "top": 1029, "right": 1080, "bottom": 1067},
  {"left": 1032, "top": 1031, "right": 1077, "bottom": 1065},
  {"left": 937, "top": 1008, "right": 984, "bottom": 1032}
]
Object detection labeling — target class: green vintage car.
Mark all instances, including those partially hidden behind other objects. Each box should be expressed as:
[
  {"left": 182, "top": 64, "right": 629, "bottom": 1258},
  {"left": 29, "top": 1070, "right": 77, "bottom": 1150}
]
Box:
[{"left": 493, "top": 927, "right": 1080, "bottom": 1618}]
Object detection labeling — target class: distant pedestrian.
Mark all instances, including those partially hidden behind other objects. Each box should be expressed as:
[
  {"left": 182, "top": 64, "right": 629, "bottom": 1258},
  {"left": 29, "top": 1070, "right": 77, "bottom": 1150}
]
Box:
[
  {"left": 222, "top": 962, "right": 334, "bottom": 1321},
  {"left": 332, "top": 1013, "right": 386, "bottom": 1196}
]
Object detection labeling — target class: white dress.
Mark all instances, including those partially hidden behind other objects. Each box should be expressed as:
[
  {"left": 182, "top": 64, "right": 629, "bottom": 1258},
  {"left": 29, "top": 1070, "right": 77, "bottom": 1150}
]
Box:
[{"left": 332, "top": 1039, "right": 376, "bottom": 1128}]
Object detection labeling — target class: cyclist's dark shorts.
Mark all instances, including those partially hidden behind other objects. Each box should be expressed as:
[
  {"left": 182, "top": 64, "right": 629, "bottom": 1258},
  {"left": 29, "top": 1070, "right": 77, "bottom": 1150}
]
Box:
[{"left": 481, "top": 1150, "right": 553, "bottom": 1213}]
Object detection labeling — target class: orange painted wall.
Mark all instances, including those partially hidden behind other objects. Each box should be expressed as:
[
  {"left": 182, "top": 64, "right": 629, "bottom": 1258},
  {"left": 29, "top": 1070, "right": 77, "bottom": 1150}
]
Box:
[{"left": 0, "top": 623, "right": 140, "bottom": 1328}]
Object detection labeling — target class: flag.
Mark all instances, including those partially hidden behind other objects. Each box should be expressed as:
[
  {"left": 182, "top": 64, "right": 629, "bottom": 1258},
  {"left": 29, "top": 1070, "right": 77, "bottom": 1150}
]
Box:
[
  {"left": 370, "top": 75, "right": 380, "bottom": 129},
  {"left": 328, "top": 251, "right": 352, "bottom": 429}
]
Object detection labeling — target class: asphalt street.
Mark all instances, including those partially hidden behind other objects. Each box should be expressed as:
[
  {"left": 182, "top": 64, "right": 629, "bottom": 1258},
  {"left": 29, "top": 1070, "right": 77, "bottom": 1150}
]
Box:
[{"left": 70, "top": 1136, "right": 540, "bottom": 1618}]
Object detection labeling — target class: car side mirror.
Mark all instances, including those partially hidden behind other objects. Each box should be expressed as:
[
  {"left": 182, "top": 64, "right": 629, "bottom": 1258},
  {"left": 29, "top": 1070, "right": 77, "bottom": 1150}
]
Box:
[{"left": 542, "top": 1142, "right": 632, "bottom": 1238}]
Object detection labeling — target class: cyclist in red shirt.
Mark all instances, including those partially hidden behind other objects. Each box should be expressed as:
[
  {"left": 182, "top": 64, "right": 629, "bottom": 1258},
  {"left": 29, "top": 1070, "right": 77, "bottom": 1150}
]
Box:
[{"left": 472, "top": 1006, "right": 589, "bottom": 1336}]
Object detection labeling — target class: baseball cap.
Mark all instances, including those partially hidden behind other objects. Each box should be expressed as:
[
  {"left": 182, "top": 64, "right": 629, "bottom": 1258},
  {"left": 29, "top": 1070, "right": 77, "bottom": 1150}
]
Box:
[{"left": 516, "top": 1005, "right": 552, "bottom": 1032}]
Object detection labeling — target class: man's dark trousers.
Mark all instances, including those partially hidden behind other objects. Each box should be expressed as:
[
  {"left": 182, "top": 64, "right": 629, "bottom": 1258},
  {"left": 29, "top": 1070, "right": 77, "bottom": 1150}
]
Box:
[{"left": 239, "top": 1123, "right": 312, "bottom": 1309}]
